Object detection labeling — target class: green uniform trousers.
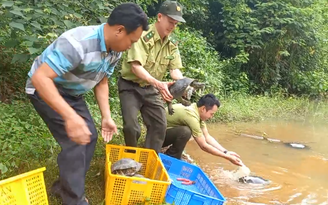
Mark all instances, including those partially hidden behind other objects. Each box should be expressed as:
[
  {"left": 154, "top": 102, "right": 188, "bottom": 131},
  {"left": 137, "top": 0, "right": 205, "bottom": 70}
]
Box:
[
  {"left": 118, "top": 76, "right": 167, "bottom": 153},
  {"left": 162, "top": 126, "right": 192, "bottom": 159}
]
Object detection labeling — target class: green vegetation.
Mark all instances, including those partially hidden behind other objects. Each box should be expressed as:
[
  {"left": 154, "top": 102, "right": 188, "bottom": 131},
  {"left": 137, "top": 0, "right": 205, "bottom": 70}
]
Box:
[{"left": 0, "top": 0, "right": 327, "bottom": 204}]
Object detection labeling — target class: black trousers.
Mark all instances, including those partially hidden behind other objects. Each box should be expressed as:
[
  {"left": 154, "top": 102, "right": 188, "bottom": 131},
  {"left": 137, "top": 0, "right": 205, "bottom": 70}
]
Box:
[
  {"left": 28, "top": 90, "right": 97, "bottom": 205},
  {"left": 162, "top": 126, "right": 192, "bottom": 159},
  {"left": 118, "top": 77, "right": 167, "bottom": 153}
]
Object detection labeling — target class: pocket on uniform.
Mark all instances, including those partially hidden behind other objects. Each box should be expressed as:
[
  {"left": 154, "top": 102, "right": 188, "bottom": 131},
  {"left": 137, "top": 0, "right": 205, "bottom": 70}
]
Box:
[
  {"left": 160, "top": 58, "right": 170, "bottom": 66},
  {"left": 144, "top": 54, "right": 155, "bottom": 68},
  {"left": 145, "top": 60, "right": 155, "bottom": 68}
]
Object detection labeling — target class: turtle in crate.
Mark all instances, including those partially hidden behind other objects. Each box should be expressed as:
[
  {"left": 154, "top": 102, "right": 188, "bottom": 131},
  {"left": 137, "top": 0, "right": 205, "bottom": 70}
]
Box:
[{"left": 111, "top": 158, "right": 142, "bottom": 176}]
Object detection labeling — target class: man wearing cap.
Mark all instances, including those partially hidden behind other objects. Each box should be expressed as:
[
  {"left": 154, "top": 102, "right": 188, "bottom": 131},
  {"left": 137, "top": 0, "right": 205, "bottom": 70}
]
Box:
[{"left": 118, "top": 0, "right": 186, "bottom": 153}]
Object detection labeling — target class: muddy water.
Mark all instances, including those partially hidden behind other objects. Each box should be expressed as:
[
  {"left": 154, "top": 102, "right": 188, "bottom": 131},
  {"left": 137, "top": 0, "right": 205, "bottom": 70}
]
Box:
[{"left": 185, "top": 120, "right": 328, "bottom": 205}]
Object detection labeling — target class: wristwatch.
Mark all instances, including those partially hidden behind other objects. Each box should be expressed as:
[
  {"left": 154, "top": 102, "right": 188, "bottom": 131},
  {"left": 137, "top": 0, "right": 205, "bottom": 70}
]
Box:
[{"left": 223, "top": 150, "right": 228, "bottom": 154}]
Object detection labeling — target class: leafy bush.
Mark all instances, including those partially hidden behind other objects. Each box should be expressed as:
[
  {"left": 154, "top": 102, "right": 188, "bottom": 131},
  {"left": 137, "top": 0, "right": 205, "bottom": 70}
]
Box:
[
  {"left": 169, "top": 0, "right": 328, "bottom": 97},
  {"left": 291, "top": 69, "right": 328, "bottom": 99},
  {"left": 163, "top": 27, "right": 227, "bottom": 98},
  {"left": 0, "top": 101, "right": 56, "bottom": 178},
  {"left": 0, "top": 0, "right": 155, "bottom": 101}
]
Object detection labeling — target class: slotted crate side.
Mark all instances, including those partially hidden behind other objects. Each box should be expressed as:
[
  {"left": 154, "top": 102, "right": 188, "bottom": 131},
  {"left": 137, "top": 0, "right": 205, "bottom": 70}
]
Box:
[
  {"left": 0, "top": 167, "right": 48, "bottom": 205},
  {"left": 105, "top": 144, "right": 171, "bottom": 205},
  {"left": 139, "top": 150, "right": 151, "bottom": 177},
  {"left": 159, "top": 153, "right": 226, "bottom": 205},
  {"left": 144, "top": 151, "right": 164, "bottom": 180},
  {"left": 165, "top": 184, "right": 224, "bottom": 205},
  {"left": 25, "top": 173, "right": 48, "bottom": 205},
  {"left": 105, "top": 158, "right": 169, "bottom": 205},
  {"left": 160, "top": 154, "right": 200, "bottom": 179}
]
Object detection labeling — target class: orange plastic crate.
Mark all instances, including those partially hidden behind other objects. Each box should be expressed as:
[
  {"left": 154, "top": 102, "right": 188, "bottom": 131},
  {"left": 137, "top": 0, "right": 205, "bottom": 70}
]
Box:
[
  {"left": 105, "top": 144, "right": 171, "bottom": 205},
  {"left": 0, "top": 167, "right": 49, "bottom": 205}
]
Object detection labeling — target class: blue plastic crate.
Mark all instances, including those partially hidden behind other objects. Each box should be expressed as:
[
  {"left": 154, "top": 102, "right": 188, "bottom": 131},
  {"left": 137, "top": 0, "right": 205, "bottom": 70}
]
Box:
[{"left": 159, "top": 153, "right": 226, "bottom": 205}]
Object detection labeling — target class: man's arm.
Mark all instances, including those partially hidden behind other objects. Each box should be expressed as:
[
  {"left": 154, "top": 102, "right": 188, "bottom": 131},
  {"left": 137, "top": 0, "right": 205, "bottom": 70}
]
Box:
[
  {"left": 131, "top": 61, "right": 161, "bottom": 86},
  {"left": 193, "top": 135, "right": 242, "bottom": 166},
  {"left": 193, "top": 135, "right": 229, "bottom": 159},
  {"left": 125, "top": 36, "right": 160, "bottom": 86},
  {"left": 169, "top": 46, "right": 184, "bottom": 80},
  {"left": 32, "top": 35, "right": 84, "bottom": 119},
  {"left": 94, "top": 77, "right": 117, "bottom": 142},
  {"left": 202, "top": 126, "right": 227, "bottom": 152},
  {"left": 32, "top": 63, "right": 78, "bottom": 120},
  {"left": 185, "top": 117, "right": 242, "bottom": 166},
  {"left": 170, "top": 69, "right": 184, "bottom": 80},
  {"left": 94, "top": 77, "right": 111, "bottom": 120},
  {"left": 183, "top": 116, "right": 227, "bottom": 158},
  {"left": 131, "top": 62, "right": 173, "bottom": 101},
  {"left": 31, "top": 63, "right": 91, "bottom": 145}
]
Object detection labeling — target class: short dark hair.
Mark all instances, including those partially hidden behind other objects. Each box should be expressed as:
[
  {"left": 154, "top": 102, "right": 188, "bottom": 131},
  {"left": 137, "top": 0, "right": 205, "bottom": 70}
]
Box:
[
  {"left": 197, "top": 94, "right": 220, "bottom": 111},
  {"left": 107, "top": 3, "right": 149, "bottom": 34}
]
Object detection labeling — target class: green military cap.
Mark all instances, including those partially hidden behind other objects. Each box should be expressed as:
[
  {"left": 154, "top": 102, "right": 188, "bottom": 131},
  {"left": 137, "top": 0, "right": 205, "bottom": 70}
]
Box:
[{"left": 158, "top": 0, "right": 186, "bottom": 23}]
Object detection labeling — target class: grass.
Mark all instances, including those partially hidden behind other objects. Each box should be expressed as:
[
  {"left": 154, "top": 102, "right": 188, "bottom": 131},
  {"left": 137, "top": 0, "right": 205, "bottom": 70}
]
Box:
[
  {"left": 1, "top": 93, "right": 328, "bottom": 204},
  {"left": 213, "top": 93, "right": 328, "bottom": 123}
]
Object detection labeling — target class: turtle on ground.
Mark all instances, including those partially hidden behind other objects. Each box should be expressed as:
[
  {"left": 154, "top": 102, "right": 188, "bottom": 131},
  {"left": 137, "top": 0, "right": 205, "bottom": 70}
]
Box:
[
  {"left": 167, "top": 77, "right": 205, "bottom": 115},
  {"left": 111, "top": 158, "right": 142, "bottom": 176}
]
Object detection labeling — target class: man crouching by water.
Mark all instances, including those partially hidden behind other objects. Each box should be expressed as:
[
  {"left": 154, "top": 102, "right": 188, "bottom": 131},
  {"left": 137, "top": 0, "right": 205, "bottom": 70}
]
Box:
[{"left": 162, "top": 93, "right": 243, "bottom": 166}]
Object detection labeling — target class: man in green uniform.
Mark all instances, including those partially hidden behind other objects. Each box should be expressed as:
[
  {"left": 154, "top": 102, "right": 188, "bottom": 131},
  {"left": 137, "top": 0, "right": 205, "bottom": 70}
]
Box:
[
  {"left": 163, "top": 94, "right": 243, "bottom": 166},
  {"left": 118, "top": 0, "right": 186, "bottom": 153}
]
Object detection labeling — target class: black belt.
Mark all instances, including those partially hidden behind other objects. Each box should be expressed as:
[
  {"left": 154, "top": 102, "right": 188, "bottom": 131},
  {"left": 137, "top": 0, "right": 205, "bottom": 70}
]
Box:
[{"left": 119, "top": 76, "right": 152, "bottom": 89}]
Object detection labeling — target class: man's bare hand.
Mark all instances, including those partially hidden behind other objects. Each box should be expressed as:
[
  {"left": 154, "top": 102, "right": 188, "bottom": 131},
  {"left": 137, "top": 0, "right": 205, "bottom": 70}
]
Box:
[
  {"left": 101, "top": 117, "right": 118, "bottom": 143},
  {"left": 227, "top": 155, "right": 243, "bottom": 166},
  {"left": 154, "top": 81, "right": 174, "bottom": 102},
  {"left": 65, "top": 114, "right": 91, "bottom": 145},
  {"left": 227, "top": 151, "right": 241, "bottom": 159}
]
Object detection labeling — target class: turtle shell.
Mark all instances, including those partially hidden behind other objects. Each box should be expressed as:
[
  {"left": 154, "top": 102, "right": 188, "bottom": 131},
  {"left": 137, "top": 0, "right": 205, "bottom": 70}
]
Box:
[
  {"left": 238, "top": 175, "right": 270, "bottom": 184},
  {"left": 169, "top": 77, "right": 195, "bottom": 99},
  {"left": 111, "top": 158, "right": 142, "bottom": 176}
]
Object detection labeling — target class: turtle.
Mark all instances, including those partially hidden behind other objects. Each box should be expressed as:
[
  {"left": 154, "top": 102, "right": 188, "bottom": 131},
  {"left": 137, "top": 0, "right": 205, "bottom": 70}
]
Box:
[
  {"left": 284, "top": 142, "right": 310, "bottom": 150},
  {"left": 111, "top": 158, "right": 142, "bottom": 176},
  {"left": 238, "top": 175, "right": 270, "bottom": 184},
  {"left": 240, "top": 133, "right": 310, "bottom": 150},
  {"left": 167, "top": 77, "right": 205, "bottom": 115}
]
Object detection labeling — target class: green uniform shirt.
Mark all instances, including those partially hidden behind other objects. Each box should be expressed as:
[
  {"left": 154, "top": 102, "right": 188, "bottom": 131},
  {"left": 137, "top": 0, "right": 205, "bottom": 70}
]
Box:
[
  {"left": 120, "top": 24, "right": 183, "bottom": 87},
  {"left": 166, "top": 103, "right": 207, "bottom": 138}
]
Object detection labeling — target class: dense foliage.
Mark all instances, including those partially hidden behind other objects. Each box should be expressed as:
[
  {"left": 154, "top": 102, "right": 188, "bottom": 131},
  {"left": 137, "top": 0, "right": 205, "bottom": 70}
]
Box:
[
  {"left": 176, "top": 0, "right": 328, "bottom": 96},
  {"left": 1, "top": 0, "right": 327, "bottom": 101}
]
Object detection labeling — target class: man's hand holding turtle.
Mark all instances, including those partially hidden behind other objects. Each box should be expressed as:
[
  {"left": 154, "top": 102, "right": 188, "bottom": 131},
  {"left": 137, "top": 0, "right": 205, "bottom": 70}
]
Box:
[{"left": 153, "top": 80, "right": 174, "bottom": 102}]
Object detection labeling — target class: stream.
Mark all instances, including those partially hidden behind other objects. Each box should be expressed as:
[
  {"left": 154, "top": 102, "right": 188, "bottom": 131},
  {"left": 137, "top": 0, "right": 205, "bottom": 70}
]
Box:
[{"left": 185, "top": 120, "right": 328, "bottom": 204}]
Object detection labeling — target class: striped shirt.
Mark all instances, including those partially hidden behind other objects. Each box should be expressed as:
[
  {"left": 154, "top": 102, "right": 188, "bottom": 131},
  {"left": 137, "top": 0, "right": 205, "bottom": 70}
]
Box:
[{"left": 25, "top": 23, "right": 122, "bottom": 96}]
